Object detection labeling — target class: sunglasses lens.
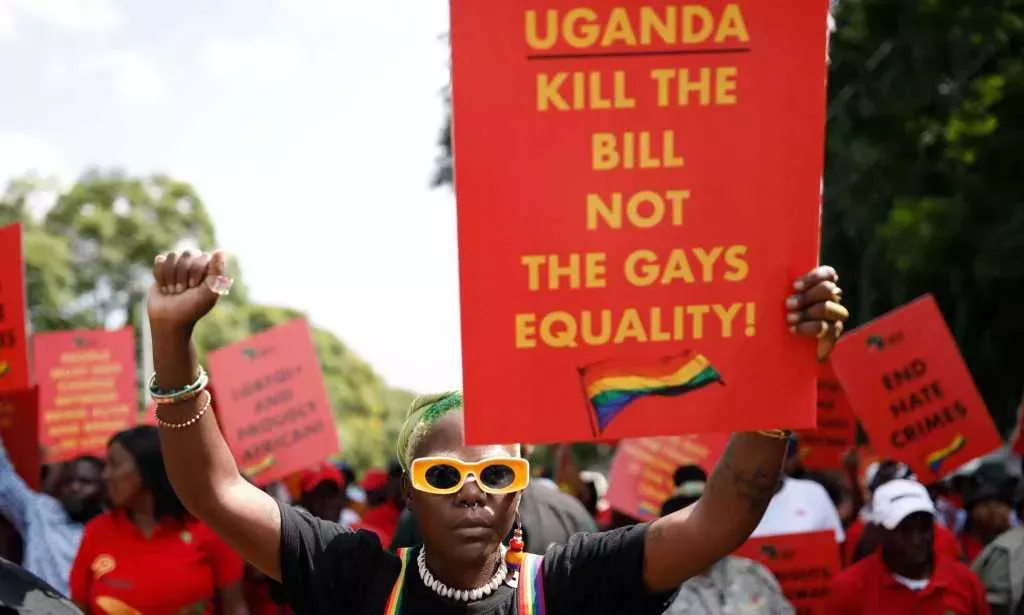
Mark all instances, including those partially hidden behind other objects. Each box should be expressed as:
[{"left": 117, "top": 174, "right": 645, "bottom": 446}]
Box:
[
  {"left": 480, "top": 463, "right": 516, "bottom": 490},
  {"left": 424, "top": 464, "right": 462, "bottom": 490}
]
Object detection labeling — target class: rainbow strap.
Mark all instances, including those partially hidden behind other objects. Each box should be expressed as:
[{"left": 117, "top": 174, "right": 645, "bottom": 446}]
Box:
[
  {"left": 383, "top": 549, "right": 545, "bottom": 614},
  {"left": 517, "top": 553, "right": 546, "bottom": 615},
  {"left": 384, "top": 548, "right": 413, "bottom": 615}
]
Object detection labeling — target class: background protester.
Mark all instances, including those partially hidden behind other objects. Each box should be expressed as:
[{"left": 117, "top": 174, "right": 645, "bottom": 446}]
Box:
[
  {"left": 804, "top": 470, "right": 857, "bottom": 528},
  {"left": 336, "top": 462, "right": 364, "bottom": 524},
  {"left": 750, "top": 437, "right": 846, "bottom": 543},
  {"left": 0, "top": 434, "right": 104, "bottom": 596},
  {"left": 827, "top": 479, "right": 989, "bottom": 615},
  {"left": 357, "top": 467, "right": 401, "bottom": 540},
  {"left": 70, "top": 426, "right": 246, "bottom": 614},
  {"left": 847, "top": 460, "right": 963, "bottom": 565},
  {"left": 662, "top": 465, "right": 794, "bottom": 615},
  {"left": 972, "top": 486, "right": 1024, "bottom": 615},
  {"left": 961, "top": 482, "right": 1015, "bottom": 564},
  {"left": 296, "top": 463, "right": 347, "bottom": 524}
]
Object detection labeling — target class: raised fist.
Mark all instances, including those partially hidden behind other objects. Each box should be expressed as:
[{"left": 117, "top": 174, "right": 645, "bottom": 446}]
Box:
[{"left": 148, "top": 250, "right": 232, "bottom": 333}]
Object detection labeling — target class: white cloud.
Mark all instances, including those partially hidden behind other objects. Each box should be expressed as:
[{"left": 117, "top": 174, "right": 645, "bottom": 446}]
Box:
[
  {"left": 0, "top": 134, "right": 68, "bottom": 219},
  {"left": 0, "top": 133, "right": 68, "bottom": 186},
  {"left": 82, "top": 50, "right": 166, "bottom": 104},
  {"left": 201, "top": 38, "right": 301, "bottom": 80},
  {"left": 0, "top": 0, "right": 121, "bottom": 37}
]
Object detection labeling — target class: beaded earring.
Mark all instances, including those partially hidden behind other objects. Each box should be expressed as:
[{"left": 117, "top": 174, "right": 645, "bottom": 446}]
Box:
[{"left": 504, "top": 515, "right": 525, "bottom": 588}]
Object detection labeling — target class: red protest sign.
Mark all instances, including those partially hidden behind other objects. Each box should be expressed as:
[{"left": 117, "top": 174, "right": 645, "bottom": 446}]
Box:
[
  {"left": 33, "top": 329, "right": 137, "bottom": 462},
  {"left": 208, "top": 319, "right": 338, "bottom": 486},
  {"left": 733, "top": 530, "right": 839, "bottom": 615},
  {"left": 0, "top": 388, "right": 41, "bottom": 490},
  {"left": 605, "top": 434, "right": 727, "bottom": 521},
  {"left": 830, "top": 295, "right": 1001, "bottom": 483},
  {"left": 141, "top": 399, "right": 157, "bottom": 426},
  {"left": 797, "top": 361, "right": 857, "bottom": 471},
  {"left": 451, "top": 1, "right": 831, "bottom": 444},
  {"left": 0, "top": 223, "right": 30, "bottom": 393}
]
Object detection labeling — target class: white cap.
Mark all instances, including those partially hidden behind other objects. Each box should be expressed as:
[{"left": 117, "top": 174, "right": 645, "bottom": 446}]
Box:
[{"left": 872, "top": 479, "right": 936, "bottom": 530}]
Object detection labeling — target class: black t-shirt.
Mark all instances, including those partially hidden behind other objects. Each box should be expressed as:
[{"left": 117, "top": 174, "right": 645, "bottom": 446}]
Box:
[{"left": 278, "top": 502, "right": 674, "bottom": 614}]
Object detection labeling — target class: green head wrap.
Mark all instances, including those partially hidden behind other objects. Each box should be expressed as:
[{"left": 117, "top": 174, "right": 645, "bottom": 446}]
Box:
[{"left": 396, "top": 391, "right": 464, "bottom": 472}]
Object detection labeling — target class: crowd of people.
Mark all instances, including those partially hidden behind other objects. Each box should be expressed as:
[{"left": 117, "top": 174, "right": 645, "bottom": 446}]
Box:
[
  {"left": 0, "top": 257, "right": 1019, "bottom": 615},
  {"left": 2, "top": 423, "right": 1022, "bottom": 614}
]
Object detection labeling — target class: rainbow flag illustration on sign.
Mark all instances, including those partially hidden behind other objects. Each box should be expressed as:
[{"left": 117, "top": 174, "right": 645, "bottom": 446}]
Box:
[
  {"left": 579, "top": 350, "right": 722, "bottom": 436},
  {"left": 925, "top": 434, "right": 966, "bottom": 474}
]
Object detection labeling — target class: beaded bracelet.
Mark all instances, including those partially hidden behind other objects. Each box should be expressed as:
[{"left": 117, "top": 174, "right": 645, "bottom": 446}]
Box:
[
  {"left": 156, "top": 390, "right": 211, "bottom": 430},
  {"left": 149, "top": 366, "right": 209, "bottom": 406}
]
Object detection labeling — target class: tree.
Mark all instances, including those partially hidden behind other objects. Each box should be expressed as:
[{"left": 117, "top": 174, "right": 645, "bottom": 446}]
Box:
[
  {"left": 823, "top": 0, "right": 1024, "bottom": 432},
  {"left": 194, "top": 303, "right": 415, "bottom": 471},
  {"left": 432, "top": 0, "right": 1024, "bottom": 434},
  {"left": 2, "top": 169, "right": 415, "bottom": 472}
]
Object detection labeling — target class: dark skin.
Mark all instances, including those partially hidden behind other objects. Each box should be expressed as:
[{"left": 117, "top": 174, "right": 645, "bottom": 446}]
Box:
[
  {"left": 970, "top": 499, "right": 1012, "bottom": 543},
  {"left": 146, "top": 249, "right": 847, "bottom": 592},
  {"left": 404, "top": 412, "right": 521, "bottom": 590},
  {"left": 300, "top": 482, "right": 344, "bottom": 523},
  {"left": 56, "top": 459, "right": 105, "bottom": 524},
  {"left": 880, "top": 512, "right": 934, "bottom": 579}
]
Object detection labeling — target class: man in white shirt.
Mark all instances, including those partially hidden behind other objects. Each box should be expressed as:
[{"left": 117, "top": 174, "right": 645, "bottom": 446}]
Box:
[{"left": 751, "top": 437, "right": 846, "bottom": 542}]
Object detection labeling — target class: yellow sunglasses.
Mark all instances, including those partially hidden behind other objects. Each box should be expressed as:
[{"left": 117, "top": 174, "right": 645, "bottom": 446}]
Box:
[{"left": 410, "top": 456, "right": 531, "bottom": 495}]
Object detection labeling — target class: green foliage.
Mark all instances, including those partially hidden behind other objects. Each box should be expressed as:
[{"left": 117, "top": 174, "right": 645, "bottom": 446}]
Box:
[
  {"left": 432, "top": 0, "right": 1024, "bottom": 436},
  {"left": 2, "top": 169, "right": 415, "bottom": 473},
  {"left": 824, "top": 0, "right": 1024, "bottom": 433}
]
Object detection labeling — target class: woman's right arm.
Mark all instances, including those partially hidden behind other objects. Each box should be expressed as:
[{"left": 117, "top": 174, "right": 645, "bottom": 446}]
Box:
[{"left": 149, "top": 251, "right": 284, "bottom": 581}]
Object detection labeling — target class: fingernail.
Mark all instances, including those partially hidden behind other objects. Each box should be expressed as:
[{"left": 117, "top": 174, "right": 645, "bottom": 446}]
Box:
[
  {"left": 786, "top": 296, "right": 799, "bottom": 309},
  {"left": 793, "top": 280, "right": 805, "bottom": 291},
  {"left": 160, "top": 286, "right": 168, "bottom": 294},
  {"left": 207, "top": 275, "right": 234, "bottom": 296},
  {"left": 786, "top": 313, "right": 800, "bottom": 324},
  {"left": 174, "top": 283, "right": 185, "bottom": 293}
]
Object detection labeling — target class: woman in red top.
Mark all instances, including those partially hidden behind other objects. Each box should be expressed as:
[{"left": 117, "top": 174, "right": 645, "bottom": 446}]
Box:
[{"left": 70, "top": 426, "right": 247, "bottom": 615}]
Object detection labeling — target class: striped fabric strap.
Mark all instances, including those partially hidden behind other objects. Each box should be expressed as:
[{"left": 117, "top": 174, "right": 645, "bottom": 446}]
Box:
[
  {"left": 384, "top": 547, "right": 413, "bottom": 615},
  {"left": 516, "top": 553, "right": 546, "bottom": 615}
]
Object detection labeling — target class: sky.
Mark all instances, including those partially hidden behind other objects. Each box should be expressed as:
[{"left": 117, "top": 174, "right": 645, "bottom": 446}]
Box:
[{"left": 0, "top": 0, "right": 461, "bottom": 393}]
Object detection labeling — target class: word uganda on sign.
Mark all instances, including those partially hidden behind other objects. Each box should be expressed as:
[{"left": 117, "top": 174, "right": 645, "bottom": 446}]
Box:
[
  {"left": 605, "top": 434, "right": 727, "bottom": 521},
  {"left": 451, "top": 1, "right": 831, "bottom": 443},
  {"left": 733, "top": 530, "right": 839, "bottom": 615},
  {"left": 797, "top": 361, "right": 858, "bottom": 471},
  {"left": 33, "top": 329, "right": 137, "bottom": 462},
  {"left": 830, "top": 295, "right": 1001, "bottom": 482},
  {"left": 0, "top": 223, "right": 30, "bottom": 392},
  {"left": 208, "top": 319, "right": 338, "bottom": 485}
]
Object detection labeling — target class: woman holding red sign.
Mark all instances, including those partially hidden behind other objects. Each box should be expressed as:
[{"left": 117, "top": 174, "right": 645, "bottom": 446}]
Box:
[{"left": 145, "top": 249, "right": 847, "bottom": 615}]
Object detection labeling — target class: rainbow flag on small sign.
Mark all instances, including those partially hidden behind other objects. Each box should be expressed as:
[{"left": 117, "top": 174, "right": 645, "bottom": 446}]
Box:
[
  {"left": 579, "top": 350, "right": 722, "bottom": 435},
  {"left": 925, "top": 433, "right": 966, "bottom": 474}
]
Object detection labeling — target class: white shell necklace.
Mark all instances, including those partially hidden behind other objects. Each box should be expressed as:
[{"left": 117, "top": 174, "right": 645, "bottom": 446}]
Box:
[{"left": 417, "top": 545, "right": 508, "bottom": 602}]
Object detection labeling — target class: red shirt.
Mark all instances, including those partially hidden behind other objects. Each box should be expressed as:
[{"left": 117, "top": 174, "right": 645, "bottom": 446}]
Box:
[
  {"left": 843, "top": 519, "right": 964, "bottom": 566},
  {"left": 359, "top": 503, "right": 401, "bottom": 537},
  {"left": 960, "top": 532, "right": 985, "bottom": 564},
  {"left": 70, "top": 511, "right": 244, "bottom": 615},
  {"left": 826, "top": 552, "right": 990, "bottom": 615}
]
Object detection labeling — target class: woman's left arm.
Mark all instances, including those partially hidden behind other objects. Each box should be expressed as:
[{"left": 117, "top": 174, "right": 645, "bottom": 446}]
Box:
[{"left": 643, "top": 266, "right": 848, "bottom": 592}]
